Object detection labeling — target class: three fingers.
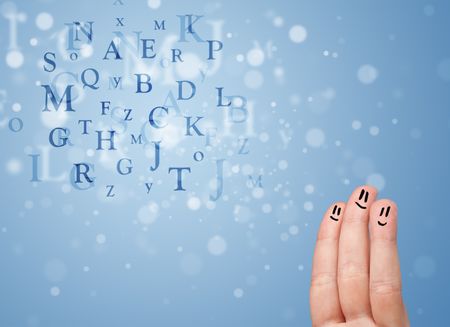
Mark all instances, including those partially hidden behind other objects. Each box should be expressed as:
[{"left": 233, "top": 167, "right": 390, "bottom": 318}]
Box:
[{"left": 310, "top": 186, "right": 408, "bottom": 326}]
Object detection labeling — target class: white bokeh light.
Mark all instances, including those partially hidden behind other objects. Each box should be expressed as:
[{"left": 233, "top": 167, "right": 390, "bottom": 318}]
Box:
[
  {"left": 305, "top": 128, "right": 325, "bottom": 148},
  {"left": 289, "top": 225, "right": 299, "bottom": 235},
  {"left": 233, "top": 288, "right": 244, "bottom": 298},
  {"left": 187, "top": 196, "right": 201, "bottom": 210},
  {"left": 96, "top": 234, "right": 106, "bottom": 244},
  {"left": 273, "top": 16, "right": 284, "bottom": 27},
  {"left": 137, "top": 202, "right": 159, "bottom": 224},
  {"left": 262, "top": 203, "right": 272, "bottom": 213},
  {"left": 357, "top": 64, "right": 378, "bottom": 84},
  {"left": 252, "top": 187, "right": 264, "bottom": 199},
  {"left": 207, "top": 235, "right": 227, "bottom": 256},
  {"left": 36, "top": 12, "right": 54, "bottom": 30},
  {"left": 6, "top": 158, "right": 22, "bottom": 174},
  {"left": 147, "top": 0, "right": 161, "bottom": 9},
  {"left": 289, "top": 25, "right": 307, "bottom": 43},
  {"left": 304, "top": 184, "right": 315, "bottom": 194},
  {"left": 244, "top": 70, "right": 264, "bottom": 89},
  {"left": 175, "top": 53, "right": 203, "bottom": 80},
  {"left": 6, "top": 50, "right": 24, "bottom": 69},
  {"left": 50, "top": 286, "right": 60, "bottom": 297},
  {"left": 366, "top": 173, "right": 386, "bottom": 191},
  {"left": 81, "top": 44, "right": 94, "bottom": 58},
  {"left": 304, "top": 201, "right": 314, "bottom": 212},
  {"left": 278, "top": 160, "right": 288, "bottom": 170},
  {"left": 369, "top": 126, "right": 380, "bottom": 136},
  {"left": 41, "top": 110, "right": 69, "bottom": 129},
  {"left": 352, "top": 120, "right": 362, "bottom": 130},
  {"left": 246, "top": 48, "right": 265, "bottom": 67}
]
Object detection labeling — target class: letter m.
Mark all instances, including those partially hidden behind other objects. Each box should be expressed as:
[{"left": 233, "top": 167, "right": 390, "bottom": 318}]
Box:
[
  {"left": 41, "top": 84, "right": 75, "bottom": 112},
  {"left": 154, "top": 20, "right": 166, "bottom": 30},
  {"left": 131, "top": 133, "right": 143, "bottom": 145},
  {"left": 247, "top": 175, "right": 263, "bottom": 188}
]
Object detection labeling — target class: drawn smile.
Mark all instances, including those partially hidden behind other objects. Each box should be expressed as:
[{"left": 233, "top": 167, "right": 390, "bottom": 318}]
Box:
[{"left": 355, "top": 202, "right": 367, "bottom": 209}]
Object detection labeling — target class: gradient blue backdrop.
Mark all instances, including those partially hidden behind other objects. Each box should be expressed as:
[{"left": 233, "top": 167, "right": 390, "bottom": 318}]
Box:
[{"left": 0, "top": 0, "right": 449, "bottom": 326}]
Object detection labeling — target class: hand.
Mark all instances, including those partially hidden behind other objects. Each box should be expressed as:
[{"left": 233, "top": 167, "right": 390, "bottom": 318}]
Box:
[{"left": 310, "top": 186, "right": 409, "bottom": 326}]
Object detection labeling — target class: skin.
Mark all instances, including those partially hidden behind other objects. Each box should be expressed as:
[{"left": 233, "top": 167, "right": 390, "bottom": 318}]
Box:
[{"left": 310, "top": 185, "right": 410, "bottom": 327}]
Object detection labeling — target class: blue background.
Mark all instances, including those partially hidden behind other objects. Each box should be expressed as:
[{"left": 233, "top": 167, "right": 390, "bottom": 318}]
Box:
[{"left": 0, "top": 0, "right": 449, "bottom": 326}]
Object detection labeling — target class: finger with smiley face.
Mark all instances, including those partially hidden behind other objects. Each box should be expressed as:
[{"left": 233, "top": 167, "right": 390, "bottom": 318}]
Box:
[
  {"left": 369, "top": 199, "right": 398, "bottom": 237},
  {"left": 369, "top": 199, "right": 405, "bottom": 326},
  {"left": 337, "top": 185, "right": 377, "bottom": 320},
  {"left": 310, "top": 201, "right": 346, "bottom": 325}
]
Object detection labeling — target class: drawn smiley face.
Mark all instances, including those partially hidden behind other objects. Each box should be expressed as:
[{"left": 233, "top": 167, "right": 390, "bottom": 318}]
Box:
[
  {"left": 377, "top": 206, "right": 391, "bottom": 226},
  {"left": 329, "top": 205, "right": 342, "bottom": 222},
  {"left": 355, "top": 189, "right": 369, "bottom": 209}
]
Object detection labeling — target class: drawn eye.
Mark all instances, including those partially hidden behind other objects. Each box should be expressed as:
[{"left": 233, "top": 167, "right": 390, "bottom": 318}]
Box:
[
  {"left": 380, "top": 206, "right": 390, "bottom": 217},
  {"left": 358, "top": 189, "right": 369, "bottom": 202},
  {"left": 359, "top": 189, "right": 365, "bottom": 200}
]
